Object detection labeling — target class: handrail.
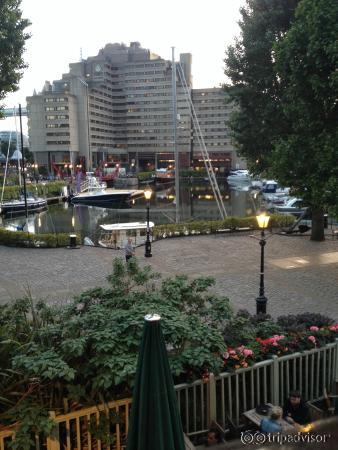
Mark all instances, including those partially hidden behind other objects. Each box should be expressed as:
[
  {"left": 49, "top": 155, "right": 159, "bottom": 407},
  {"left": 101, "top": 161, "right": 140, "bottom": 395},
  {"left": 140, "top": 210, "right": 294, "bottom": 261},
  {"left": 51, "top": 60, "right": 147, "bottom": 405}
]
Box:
[{"left": 1, "top": 341, "right": 337, "bottom": 447}]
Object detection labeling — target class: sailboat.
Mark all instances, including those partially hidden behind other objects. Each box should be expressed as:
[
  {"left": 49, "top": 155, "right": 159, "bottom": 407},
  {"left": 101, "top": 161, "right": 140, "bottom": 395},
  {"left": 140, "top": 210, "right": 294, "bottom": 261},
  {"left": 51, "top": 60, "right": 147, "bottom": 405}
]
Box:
[{"left": 0, "top": 105, "right": 47, "bottom": 218}]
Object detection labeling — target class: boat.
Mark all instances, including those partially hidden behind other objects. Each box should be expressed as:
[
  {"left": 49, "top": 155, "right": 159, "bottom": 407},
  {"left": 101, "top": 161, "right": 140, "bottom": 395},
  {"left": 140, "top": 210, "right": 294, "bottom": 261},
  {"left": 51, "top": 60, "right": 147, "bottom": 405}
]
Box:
[
  {"left": 268, "top": 197, "right": 307, "bottom": 216},
  {"left": 98, "top": 221, "right": 155, "bottom": 249},
  {"left": 0, "top": 193, "right": 47, "bottom": 217},
  {"left": 261, "top": 180, "right": 290, "bottom": 204},
  {"left": 0, "top": 104, "right": 47, "bottom": 219},
  {"left": 227, "top": 170, "right": 251, "bottom": 185},
  {"left": 70, "top": 173, "right": 143, "bottom": 206},
  {"left": 114, "top": 175, "right": 139, "bottom": 188},
  {"left": 154, "top": 168, "right": 175, "bottom": 183}
]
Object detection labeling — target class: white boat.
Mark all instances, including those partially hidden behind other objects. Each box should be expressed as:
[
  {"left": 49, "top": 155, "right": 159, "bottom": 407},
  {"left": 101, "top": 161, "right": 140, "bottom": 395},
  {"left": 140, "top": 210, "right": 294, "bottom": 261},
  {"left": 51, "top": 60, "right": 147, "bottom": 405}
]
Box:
[
  {"left": 98, "top": 221, "right": 155, "bottom": 249},
  {"left": 227, "top": 170, "right": 251, "bottom": 185},
  {"left": 0, "top": 193, "right": 47, "bottom": 217},
  {"left": 261, "top": 180, "right": 290, "bottom": 204},
  {"left": 154, "top": 168, "right": 175, "bottom": 183},
  {"left": 0, "top": 106, "right": 47, "bottom": 218},
  {"left": 71, "top": 173, "right": 143, "bottom": 206}
]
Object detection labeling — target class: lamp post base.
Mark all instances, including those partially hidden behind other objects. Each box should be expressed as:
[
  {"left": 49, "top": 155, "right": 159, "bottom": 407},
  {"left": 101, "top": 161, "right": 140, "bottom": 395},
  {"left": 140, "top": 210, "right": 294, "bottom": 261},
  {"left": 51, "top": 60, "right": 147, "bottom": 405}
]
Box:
[
  {"left": 256, "top": 295, "right": 268, "bottom": 315},
  {"left": 145, "top": 241, "right": 152, "bottom": 258}
]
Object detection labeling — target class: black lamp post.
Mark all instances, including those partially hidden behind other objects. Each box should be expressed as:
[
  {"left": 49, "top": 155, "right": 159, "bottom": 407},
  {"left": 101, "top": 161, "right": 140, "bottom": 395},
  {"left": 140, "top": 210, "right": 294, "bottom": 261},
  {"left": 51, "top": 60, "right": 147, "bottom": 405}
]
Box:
[
  {"left": 255, "top": 212, "right": 270, "bottom": 315},
  {"left": 144, "top": 186, "right": 152, "bottom": 257}
]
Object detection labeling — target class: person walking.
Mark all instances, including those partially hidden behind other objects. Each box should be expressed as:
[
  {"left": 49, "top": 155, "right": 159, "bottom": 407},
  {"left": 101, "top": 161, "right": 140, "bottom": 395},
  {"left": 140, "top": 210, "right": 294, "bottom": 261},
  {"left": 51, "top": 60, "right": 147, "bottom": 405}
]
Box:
[{"left": 125, "top": 237, "right": 135, "bottom": 262}]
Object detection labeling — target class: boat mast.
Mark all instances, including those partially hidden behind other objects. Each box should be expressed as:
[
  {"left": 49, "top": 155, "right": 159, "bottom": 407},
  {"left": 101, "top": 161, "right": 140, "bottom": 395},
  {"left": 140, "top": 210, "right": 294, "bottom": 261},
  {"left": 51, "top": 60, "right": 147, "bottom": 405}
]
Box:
[
  {"left": 171, "top": 47, "right": 180, "bottom": 223},
  {"left": 19, "top": 104, "right": 28, "bottom": 219},
  {"left": 14, "top": 107, "right": 21, "bottom": 187}
]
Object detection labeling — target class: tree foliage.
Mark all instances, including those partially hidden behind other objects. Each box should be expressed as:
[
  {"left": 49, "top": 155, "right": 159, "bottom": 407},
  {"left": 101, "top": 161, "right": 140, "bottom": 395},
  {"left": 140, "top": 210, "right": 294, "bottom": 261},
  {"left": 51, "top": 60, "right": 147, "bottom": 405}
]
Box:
[
  {"left": 271, "top": 0, "right": 338, "bottom": 224},
  {"left": 0, "top": 0, "right": 30, "bottom": 108},
  {"left": 224, "top": 0, "right": 299, "bottom": 174},
  {"left": 224, "top": 0, "right": 338, "bottom": 240}
]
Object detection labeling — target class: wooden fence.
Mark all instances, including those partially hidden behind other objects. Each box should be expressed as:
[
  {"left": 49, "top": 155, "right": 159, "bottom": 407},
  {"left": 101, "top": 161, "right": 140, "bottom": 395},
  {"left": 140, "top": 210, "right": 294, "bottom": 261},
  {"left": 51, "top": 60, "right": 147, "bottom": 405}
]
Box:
[{"left": 1, "top": 339, "right": 338, "bottom": 448}]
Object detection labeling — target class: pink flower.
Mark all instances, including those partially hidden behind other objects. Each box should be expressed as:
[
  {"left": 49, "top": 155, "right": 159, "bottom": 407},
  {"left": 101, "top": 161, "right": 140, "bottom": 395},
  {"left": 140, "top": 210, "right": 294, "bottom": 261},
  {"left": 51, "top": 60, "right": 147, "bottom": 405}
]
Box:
[
  {"left": 308, "top": 335, "right": 316, "bottom": 344},
  {"left": 310, "top": 326, "right": 319, "bottom": 331},
  {"left": 229, "top": 350, "right": 236, "bottom": 355},
  {"left": 243, "top": 348, "right": 253, "bottom": 357},
  {"left": 237, "top": 345, "right": 245, "bottom": 354},
  {"left": 223, "top": 352, "right": 230, "bottom": 360},
  {"left": 273, "top": 335, "right": 285, "bottom": 341}
]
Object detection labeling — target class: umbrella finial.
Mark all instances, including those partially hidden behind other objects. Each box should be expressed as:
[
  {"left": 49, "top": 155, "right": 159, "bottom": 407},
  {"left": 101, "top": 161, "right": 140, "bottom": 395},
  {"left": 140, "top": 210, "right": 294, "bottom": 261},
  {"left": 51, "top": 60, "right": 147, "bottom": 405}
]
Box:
[{"left": 144, "top": 313, "right": 161, "bottom": 321}]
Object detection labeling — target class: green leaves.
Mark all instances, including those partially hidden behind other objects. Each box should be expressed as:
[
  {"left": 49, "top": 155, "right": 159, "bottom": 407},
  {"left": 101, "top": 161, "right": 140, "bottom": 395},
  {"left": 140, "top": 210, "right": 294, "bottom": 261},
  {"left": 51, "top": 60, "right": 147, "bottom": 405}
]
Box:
[
  {"left": 224, "top": 0, "right": 300, "bottom": 174},
  {"left": 12, "top": 349, "right": 75, "bottom": 381},
  {"left": 225, "top": 0, "right": 338, "bottom": 237},
  {"left": 0, "top": 0, "right": 30, "bottom": 107},
  {"left": 0, "top": 257, "right": 233, "bottom": 420}
]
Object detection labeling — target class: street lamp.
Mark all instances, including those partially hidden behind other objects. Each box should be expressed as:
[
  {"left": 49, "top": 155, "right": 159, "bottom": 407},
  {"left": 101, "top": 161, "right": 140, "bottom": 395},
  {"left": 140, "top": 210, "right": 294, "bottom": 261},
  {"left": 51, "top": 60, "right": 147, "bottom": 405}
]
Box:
[
  {"left": 255, "top": 211, "right": 270, "bottom": 315},
  {"left": 144, "top": 186, "right": 152, "bottom": 257},
  {"left": 32, "top": 163, "right": 38, "bottom": 182}
]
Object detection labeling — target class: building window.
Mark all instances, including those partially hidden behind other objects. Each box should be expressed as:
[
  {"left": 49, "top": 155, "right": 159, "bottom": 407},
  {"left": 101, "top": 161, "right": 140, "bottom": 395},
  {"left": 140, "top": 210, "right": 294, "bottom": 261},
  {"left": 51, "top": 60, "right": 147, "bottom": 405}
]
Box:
[{"left": 45, "top": 97, "right": 68, "bottom": 102}]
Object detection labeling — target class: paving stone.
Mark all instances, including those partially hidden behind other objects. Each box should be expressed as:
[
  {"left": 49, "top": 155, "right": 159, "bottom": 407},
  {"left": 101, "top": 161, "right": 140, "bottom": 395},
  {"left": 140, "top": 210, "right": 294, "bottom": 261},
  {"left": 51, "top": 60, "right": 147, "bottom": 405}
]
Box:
[{"left": 0, "top": 232, "right": 337, "bottom": 319}]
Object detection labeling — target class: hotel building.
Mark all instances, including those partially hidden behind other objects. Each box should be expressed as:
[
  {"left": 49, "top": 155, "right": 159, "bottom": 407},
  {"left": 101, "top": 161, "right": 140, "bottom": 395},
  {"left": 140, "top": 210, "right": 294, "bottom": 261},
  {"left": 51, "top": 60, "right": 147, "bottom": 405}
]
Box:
[{"left": 27, "top": 42, "right": 243, "bottom": 173}]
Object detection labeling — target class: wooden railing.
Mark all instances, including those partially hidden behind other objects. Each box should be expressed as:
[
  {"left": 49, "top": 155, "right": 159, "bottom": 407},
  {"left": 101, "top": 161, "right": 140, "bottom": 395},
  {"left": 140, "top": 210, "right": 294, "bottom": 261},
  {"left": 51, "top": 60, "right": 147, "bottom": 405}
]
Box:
[
  {"left": 1, "top": 340, "right": 338, "bottom": 448},
  {"left": 0, "top": 398, "right": 132, "bottom": 450}
]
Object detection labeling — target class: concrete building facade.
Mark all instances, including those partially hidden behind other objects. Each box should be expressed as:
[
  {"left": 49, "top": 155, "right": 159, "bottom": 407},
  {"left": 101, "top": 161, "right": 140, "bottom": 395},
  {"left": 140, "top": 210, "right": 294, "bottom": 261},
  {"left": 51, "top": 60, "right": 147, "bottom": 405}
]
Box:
[{"left": 27, "top": 42, "right": 242, "bottom": 173}]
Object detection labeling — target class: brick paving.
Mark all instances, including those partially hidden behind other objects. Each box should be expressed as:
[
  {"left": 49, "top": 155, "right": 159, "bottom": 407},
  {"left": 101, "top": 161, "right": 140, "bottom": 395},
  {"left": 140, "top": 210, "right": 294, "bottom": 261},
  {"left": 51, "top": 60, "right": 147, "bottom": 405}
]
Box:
[{"left": 0, "top": 231, "right": 338, "bottom": 318}]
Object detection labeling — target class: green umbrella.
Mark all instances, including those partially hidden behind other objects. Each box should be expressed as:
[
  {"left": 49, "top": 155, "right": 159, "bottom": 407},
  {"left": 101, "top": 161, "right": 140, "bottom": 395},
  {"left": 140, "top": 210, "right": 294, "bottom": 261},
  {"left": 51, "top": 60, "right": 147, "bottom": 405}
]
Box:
[{"left": 126, "top": 314, "right": 185, "bottom": 450}]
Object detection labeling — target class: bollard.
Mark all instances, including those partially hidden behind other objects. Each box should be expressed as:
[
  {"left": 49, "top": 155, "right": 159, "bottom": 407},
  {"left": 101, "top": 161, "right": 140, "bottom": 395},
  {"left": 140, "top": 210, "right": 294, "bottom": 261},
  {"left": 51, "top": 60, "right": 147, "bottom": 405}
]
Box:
[{"left": 69, "top": 234, "right": 77, "bottom": 248}]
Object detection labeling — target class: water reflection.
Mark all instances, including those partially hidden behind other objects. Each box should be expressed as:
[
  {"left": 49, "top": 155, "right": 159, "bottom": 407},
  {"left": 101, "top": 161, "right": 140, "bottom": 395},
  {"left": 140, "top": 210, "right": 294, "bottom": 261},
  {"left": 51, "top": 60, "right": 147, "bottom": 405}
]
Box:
[{"left": 3, "top": 181, "right": 260, "bottom": 243}]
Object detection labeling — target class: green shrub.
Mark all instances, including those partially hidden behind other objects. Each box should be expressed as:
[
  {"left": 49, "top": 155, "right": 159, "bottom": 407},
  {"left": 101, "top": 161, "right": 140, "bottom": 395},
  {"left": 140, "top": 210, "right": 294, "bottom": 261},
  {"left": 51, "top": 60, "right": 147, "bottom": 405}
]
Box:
[
  {"left": 152, "top": 214, "right": 294, "bottom": 239},
  {"left": 0, "top": 228, "right": 81, "bottom": 248},
  {"left": 179, "top": 169, "right": 207, "bottom": 177},
  {"left": 138, "top": 171, "right": 154, "bottom": 182},
  {"left": 0, "top": 258, "right": 231, "bottom": 418},
  {"left": 1, "top": 181, "right": 67, "bottom": 200}
]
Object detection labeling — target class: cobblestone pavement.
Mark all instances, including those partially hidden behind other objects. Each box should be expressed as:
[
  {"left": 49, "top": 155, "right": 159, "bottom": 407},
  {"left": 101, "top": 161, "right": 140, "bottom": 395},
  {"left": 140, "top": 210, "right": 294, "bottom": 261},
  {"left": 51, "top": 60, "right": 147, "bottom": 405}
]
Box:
[{"left": 1, "top": 231, "right": 338, "bottom": 318}]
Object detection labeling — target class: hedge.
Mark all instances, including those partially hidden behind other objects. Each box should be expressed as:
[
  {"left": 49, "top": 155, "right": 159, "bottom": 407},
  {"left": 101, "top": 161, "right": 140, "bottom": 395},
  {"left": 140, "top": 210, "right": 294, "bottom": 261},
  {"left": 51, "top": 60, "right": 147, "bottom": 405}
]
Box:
[
  {"left": 137, "top": 171, "right": 155, "bottom": 182},
  {"left": 179, "top": 168, "right": 207, "bottom": 177},
  {"left": 152, "top": 214, "right": 295, "bottom": 240},
  {"left": 0, "top": 214, "right": 293, "bottom": 248},
  {"left": 0, "top": 228, "right": 81, "bottom": 248},
  {"left": 1, "top": 181, "right": 67, "bottom": 200}
]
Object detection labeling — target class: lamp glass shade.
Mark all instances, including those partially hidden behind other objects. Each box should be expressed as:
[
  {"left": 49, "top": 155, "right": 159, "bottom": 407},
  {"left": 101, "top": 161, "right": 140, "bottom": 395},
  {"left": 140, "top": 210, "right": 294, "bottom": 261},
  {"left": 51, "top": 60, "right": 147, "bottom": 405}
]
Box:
[
  {"left": 144, "top": 187, "right": 152, "bottom": 201},
  {"left": 256, "top": 212, "right": 270, "bottom": 229}
]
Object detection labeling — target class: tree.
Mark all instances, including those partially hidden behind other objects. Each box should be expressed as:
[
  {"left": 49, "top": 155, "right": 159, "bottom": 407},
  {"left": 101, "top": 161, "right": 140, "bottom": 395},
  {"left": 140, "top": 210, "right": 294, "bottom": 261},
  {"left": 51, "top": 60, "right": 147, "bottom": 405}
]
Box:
[
  {"left": 0, "top": 0, "right": 30, "bottom": 111},
  {"left": 271, "top": 0, "right": 338, "bottom": 240},
  {"left": 224, "top": 0, "right": 338, "bottom": 240},
  {"left": 224, "top": 0, "right": 299, "bottom": 174}
]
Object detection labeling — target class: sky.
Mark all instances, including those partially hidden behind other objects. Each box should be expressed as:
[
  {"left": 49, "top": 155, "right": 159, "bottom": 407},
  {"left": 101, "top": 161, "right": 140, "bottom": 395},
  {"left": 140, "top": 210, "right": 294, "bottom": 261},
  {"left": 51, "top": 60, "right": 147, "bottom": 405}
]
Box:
[{"left": 0, "top": 0, "right": 246, "bottom": 133}]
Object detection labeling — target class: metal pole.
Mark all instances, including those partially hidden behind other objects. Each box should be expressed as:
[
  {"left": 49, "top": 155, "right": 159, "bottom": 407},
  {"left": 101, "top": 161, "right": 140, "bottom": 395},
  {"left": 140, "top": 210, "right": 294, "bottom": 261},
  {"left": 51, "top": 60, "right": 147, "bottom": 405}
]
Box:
[
  {"left": 145, "top": 201, "right": 152, "bottom": 257},
  {"left": 171, "top": 47, "right": 179, "bottom": 223},
  {"left": 19, "top": 104, "right": 28, "bottom": 219},
  {"left": 256, "top": 229, "right": 267, "bottom": 314},
  {"left": 85, "top": 83, "right": 91, "bottom": 171},
  {"left": 76, "top": 77, "right": 91, "bottom": 171},
  {"left": 14, "top": 106, "right": 21, "bottom": 186}
]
